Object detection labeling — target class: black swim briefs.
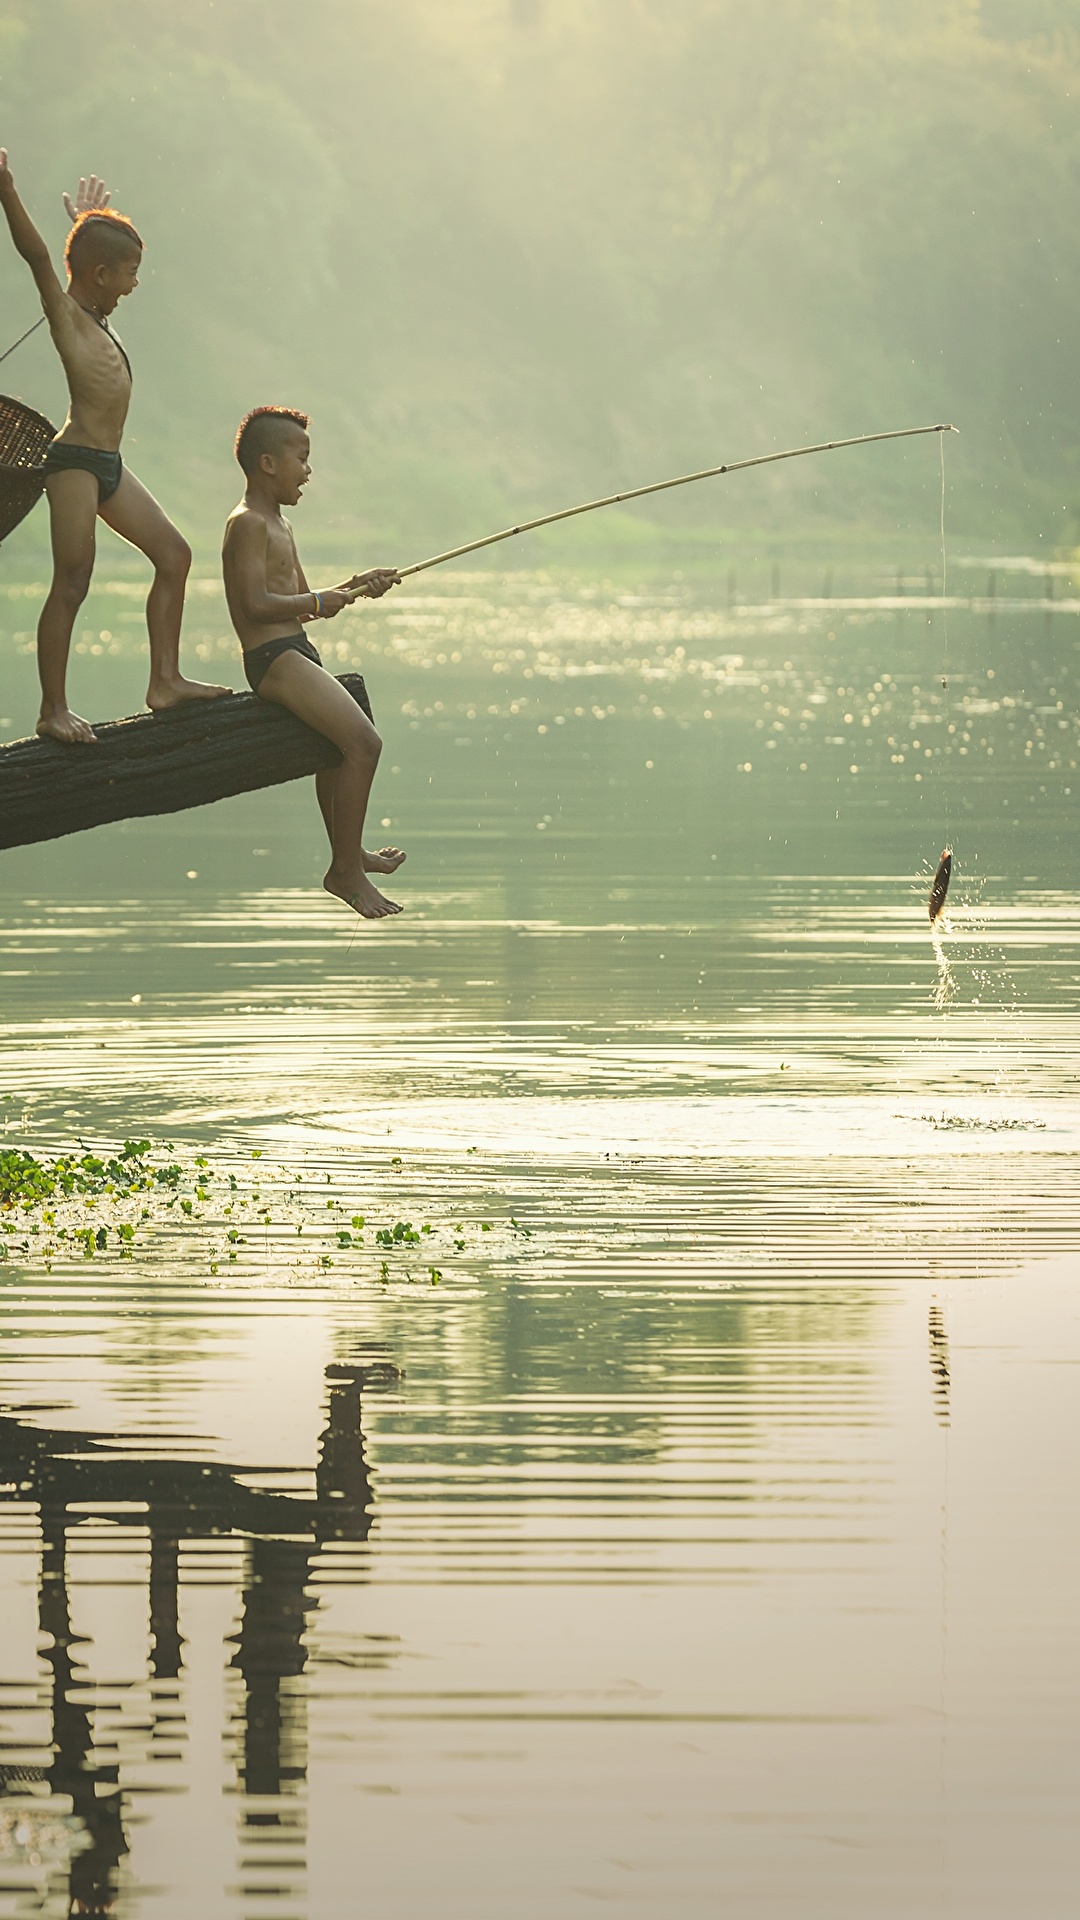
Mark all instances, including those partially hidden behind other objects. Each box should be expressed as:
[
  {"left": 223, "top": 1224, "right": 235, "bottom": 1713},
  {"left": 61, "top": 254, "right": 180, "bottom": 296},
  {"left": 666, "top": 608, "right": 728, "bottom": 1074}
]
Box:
[
  {"left": 242, "top": 634, "right": 375, "bottom": 722},
  {"left": 43, "top": 441, "right": 123, "bottom": 503},
  {"left": 243, "top": 631, "right": 321, "bottom": 693}
]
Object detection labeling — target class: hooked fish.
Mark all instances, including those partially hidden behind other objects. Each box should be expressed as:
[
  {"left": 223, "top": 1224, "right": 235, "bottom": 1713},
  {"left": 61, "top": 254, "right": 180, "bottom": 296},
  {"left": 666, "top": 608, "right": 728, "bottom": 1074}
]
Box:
[{"left": 928, "top": 847, "right": 952, "bottom": 923}]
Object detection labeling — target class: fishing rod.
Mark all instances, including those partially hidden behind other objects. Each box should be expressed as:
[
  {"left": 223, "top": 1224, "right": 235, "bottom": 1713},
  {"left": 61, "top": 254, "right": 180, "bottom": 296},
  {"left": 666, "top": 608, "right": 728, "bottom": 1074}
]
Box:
[{"left": 398, "top": 422, "right": 959, "bottom": 578}]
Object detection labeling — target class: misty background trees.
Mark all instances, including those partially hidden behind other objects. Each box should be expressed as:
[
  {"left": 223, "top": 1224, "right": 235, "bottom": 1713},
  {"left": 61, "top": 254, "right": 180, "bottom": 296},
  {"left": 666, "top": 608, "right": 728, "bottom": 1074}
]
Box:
[{"left": 1, "top": 0, "right": 1078, "bottom": 555}]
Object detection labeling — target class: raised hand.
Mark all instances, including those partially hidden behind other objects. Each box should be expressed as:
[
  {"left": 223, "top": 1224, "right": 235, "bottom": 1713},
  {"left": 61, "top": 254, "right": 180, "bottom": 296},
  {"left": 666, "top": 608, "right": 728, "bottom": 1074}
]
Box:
[
  {"left": 62, "top": 175, "right": 111, "bottom": 224},
  {"left": 0, "top": 149, "right": 12, "bottom": 194}
]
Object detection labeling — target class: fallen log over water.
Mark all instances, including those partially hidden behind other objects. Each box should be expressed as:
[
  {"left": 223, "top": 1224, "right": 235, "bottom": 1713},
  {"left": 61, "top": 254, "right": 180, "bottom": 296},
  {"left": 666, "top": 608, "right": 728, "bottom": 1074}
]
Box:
[{"left": 0, "top": 673, "right": 372, "bottom": 851}]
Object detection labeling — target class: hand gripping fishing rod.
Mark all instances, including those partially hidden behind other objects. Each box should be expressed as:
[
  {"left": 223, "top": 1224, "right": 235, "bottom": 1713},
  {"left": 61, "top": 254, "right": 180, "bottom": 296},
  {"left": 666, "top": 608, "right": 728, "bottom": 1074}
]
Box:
[{"left": 396, "top": 423, "right": 958, "bottom": 578}]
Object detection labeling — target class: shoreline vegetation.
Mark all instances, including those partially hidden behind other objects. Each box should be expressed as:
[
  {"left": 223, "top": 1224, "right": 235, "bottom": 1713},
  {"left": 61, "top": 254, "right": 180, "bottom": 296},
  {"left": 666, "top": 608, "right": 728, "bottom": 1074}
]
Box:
[
  {"left": 2, "top": 3, "right": 1080, "bottom": 549},
  {"left": 4, "top": 546, "right": 1080, "bottom": 596}
]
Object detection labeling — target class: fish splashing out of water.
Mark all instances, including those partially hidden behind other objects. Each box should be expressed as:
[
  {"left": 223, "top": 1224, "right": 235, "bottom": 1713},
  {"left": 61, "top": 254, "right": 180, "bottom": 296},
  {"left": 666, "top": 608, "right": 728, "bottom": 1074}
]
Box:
[
  {"left": 927, "top": 848, "right": 956, "bottom": 1009},
  {"left": 928, "top": 847, "right": 952, "bottom": 924}
]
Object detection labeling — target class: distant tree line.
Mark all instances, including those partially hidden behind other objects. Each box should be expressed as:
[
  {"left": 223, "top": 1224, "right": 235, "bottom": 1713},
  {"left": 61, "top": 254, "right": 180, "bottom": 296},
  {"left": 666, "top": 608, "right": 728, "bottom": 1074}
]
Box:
[{"left": 1, "top": 0, "right": 1078, "bottom": 547}]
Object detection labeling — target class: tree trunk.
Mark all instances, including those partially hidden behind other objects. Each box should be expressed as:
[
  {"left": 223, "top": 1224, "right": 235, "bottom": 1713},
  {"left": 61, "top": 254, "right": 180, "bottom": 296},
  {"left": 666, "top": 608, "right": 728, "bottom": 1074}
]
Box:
[{"left": 0, "top": 675, "right": 373, "bottom": 851}]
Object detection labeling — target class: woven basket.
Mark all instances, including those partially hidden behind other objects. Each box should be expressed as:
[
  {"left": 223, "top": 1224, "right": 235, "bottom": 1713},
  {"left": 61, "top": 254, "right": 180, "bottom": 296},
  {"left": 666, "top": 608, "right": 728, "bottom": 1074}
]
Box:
[{"left": 0, "top": 394, "right": 56, "bottom": 543}]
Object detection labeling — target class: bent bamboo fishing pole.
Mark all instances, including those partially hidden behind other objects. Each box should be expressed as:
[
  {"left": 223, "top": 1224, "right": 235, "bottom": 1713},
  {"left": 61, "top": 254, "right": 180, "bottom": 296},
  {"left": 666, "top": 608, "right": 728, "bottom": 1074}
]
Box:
[{"left": 397, "top": 422, "right": 958, "bottom": 578}]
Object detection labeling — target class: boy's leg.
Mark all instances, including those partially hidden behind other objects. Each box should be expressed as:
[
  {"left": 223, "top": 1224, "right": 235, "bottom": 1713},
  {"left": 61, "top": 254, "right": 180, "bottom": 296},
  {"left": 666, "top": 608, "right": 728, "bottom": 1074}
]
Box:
[
  {"left": 259, "top": 652, "right": 402, "bottom": 918},
  {"left": 98, "top": 468, "right": 229, "bottom": 710},
  {"left": 36, "top": 470, "right": 99, "bottom": 744},
  {"left": 314, "top": 765, "right": 406, "bottom": 875}
]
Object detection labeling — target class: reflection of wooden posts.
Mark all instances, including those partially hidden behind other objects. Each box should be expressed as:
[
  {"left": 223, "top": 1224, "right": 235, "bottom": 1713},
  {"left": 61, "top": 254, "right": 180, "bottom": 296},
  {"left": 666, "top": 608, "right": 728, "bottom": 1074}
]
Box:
[
  {"left": 230, "top": 1539, "right": 313, "bottom": 1801},
  {"left": 225, "top": 1363, "right": 383, "bottom": 1901},
  {"left": 149, "top": 1534, "right": 183, "bottom": 1681},
  {"left": 317, "top": 1367, "right": 375, "bottom": 1539},
  {"left": 0, "top": 1363, "right": 387, "bottom": 1912},
  {"left": 928, "top": 1303, "right": 951, "bottom": 1428},
  {"left": 38, "top": 1509, "right": 129, "bottom": 1916}
]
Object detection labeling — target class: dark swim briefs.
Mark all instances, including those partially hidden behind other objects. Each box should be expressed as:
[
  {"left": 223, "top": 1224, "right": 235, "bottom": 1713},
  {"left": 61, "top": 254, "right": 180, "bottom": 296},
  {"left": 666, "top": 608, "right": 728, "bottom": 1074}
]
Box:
[
  {"left": 43, "top": 441, "right": 123, "bottom": 502},
  {"left": 242, "top": 632, "right": 375, "bottom": 722},
  {"left": 243, "top": 631, "right": 321, "bottom": 692}
]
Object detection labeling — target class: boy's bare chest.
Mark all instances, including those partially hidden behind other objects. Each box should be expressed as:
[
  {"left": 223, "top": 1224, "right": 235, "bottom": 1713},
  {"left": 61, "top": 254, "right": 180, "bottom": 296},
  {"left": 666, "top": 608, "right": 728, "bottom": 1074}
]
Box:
[
  {"left": 265, "top": 524, "right": 301, "bottom": 588},
  {"left": 61, "top": 315, "right": 131, "bottom": 406}
]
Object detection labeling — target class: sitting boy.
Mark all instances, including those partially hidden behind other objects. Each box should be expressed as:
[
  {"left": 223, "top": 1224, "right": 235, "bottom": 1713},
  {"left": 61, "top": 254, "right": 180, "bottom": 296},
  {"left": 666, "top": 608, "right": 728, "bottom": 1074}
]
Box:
[
  {"left": 0, "top": 147, "right": 227, "bottom": 743},
  {"left": 222, "top": 406, "right": 404, "bottom": 920}
]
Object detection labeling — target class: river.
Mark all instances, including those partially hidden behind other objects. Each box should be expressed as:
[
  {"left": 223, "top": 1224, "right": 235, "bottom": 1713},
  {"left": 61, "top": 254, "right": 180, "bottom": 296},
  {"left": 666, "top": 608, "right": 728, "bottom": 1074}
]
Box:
[{"left": 1, "top": 566, "right": 1078, "bottom": 1916}]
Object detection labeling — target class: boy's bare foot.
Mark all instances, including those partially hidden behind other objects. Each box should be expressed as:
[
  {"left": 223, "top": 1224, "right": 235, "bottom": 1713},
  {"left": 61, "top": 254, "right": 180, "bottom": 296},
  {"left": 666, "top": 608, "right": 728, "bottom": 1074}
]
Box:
[
  {"left": 363, "top": 846, "right": 406, "bottom": 875},
  {"left": 146, "top": 673, "right": 231, "bottom": 713},
  {"left": 36, "top": 706, "right": 97, "bottom": 745},
  {"left": 324, "top": 867, "right": 403, "bottom": 919}
]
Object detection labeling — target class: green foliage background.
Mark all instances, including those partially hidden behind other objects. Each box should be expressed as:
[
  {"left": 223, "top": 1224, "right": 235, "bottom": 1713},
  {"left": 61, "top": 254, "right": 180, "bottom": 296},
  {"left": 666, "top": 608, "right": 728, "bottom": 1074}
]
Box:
[{"left": 1, "top": 0, "right": 1079, "bottom": 556}]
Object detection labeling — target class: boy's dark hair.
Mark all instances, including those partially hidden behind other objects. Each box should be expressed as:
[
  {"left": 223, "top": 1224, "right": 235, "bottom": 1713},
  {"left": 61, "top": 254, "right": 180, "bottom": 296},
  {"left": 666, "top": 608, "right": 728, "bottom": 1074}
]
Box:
[
  {"left": 235, "top": 406, "right": 310, "bottom": 476},
  {"left": 65, "top": 209, "right": 143, "bottom": 273}
]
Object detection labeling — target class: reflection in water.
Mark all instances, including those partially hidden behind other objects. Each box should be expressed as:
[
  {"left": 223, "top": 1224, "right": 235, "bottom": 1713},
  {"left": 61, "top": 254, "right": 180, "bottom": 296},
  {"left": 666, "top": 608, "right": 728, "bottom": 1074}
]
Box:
[
  {"left": 38, "top": 1515, "right": 127, "bottom": 1916},
  {"left": 2, "top": 585, "right": 1080, "bottom": 1915},
  {"left": 229, "top": 1538, "right": 312, "bottom": 1909},
  {"left": 0, "top": 1362, "right": 389, "bottom": 1916},
  {"left": 928, "top": 1302, "right": 951, "bottom": 1428}
]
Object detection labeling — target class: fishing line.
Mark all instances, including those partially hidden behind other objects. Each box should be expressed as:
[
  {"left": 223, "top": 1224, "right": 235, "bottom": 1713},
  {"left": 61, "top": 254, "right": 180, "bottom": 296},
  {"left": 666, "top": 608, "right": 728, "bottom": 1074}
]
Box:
[
  {"left": 0, "top": 315, "right": 45, "bottom": 367},
  {"left": 940, "top": 430, "right": 950, "bottom": 839},
  {"left": 928, "top": 431, "right": 955, "bottom": 939}
]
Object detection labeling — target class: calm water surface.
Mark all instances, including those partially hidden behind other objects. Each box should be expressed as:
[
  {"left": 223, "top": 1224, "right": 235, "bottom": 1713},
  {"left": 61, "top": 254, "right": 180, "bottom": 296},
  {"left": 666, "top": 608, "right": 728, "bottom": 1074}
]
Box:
[{"left": 0, "top": 570, "right": 1078, "bottom": 1916}]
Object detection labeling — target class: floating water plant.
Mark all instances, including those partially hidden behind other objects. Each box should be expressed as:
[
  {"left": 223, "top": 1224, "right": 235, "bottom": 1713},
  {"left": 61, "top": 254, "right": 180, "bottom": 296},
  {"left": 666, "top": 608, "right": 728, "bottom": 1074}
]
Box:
[{"left": 0, "top": 1135, "right": 535, "bottom": 1281}]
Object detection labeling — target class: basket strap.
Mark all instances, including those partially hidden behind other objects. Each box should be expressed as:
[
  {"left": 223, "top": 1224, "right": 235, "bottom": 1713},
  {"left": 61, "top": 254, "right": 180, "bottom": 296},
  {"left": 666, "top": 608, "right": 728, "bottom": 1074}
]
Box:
[{"left": 0, "top": 317, "right": 45, "bottom": 367}]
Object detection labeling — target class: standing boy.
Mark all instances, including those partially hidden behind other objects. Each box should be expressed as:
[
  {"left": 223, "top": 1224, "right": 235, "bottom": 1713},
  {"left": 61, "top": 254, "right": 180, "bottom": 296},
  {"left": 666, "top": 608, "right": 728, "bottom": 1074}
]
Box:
[
  {"left": 222, "top": 406, "right": 404, "bottom": 920},
  {"left": 0, "top": 148, "right": 227, "bottom": 743}
]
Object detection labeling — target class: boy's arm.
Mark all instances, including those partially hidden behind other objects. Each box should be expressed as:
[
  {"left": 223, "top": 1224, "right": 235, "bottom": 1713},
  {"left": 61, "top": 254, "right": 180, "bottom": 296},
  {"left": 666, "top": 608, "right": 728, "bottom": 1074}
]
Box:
[{"left": 0, "top": 151, "right": 66, "bottom": 320}]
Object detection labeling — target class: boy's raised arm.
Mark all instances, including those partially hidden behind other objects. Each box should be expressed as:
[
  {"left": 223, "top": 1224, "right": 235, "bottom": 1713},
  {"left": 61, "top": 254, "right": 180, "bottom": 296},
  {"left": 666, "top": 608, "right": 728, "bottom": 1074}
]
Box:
[{"left": 0, "top": 150, "right": 65, "bottom": 319}]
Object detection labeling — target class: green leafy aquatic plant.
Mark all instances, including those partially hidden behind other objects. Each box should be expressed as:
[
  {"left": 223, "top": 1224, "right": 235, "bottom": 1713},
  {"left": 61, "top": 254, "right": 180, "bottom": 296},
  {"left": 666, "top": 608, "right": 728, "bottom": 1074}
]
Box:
[
  {"left": 0, "top": 1134, "right": 540, "bottom": 1284},
  {"left": 375, "top": 1221, "right": 422, "bottom": 1247},
  {"left": 0, "top": 1142, "right": 180, "bottom": 1210}
]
